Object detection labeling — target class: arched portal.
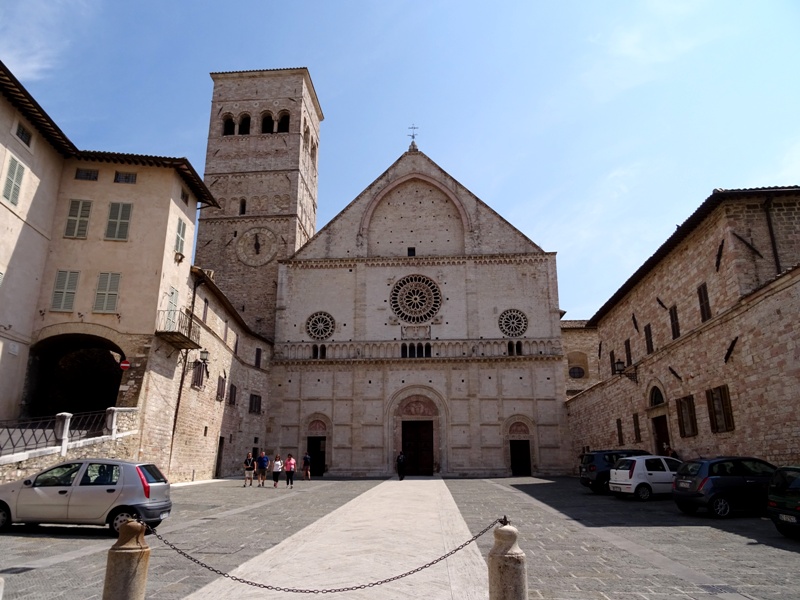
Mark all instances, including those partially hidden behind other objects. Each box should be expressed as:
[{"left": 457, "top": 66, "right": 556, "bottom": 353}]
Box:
[
  {"left": 393, "top": 394, "right": 440, "bottom": 476},
  {"left": 25, "top": 334, "right": 125, "bottom": 417}
]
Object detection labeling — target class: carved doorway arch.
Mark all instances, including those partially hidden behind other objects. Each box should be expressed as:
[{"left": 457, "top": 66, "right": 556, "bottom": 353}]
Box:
[{"left": 393, "top": 394, "right": 440, "bottom": 476}]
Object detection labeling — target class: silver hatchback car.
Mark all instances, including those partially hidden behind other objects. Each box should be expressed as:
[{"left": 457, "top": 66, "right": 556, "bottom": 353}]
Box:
[{"left": 0, "top": 459, "right": 171, "bottom": 535}]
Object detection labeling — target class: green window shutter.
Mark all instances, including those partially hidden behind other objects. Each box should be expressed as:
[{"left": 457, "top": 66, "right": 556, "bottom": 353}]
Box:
[
  {"left": 3, "top": 156, "right": 24, "bottom": 205},
  {"left": 106, "top": 203, "right": 132, "bottom": 240},
  {"left": 94, "top": 272, "right": 121, "bottom": 312},
  {"left": 65, "top": 200, "right": 92, "bottom": 238},
  {"left": 175, "top": 219, "right": 186, "bottom": 253},
  {"left": 52, "top": 270, "right": 79, "bottom": 311}
]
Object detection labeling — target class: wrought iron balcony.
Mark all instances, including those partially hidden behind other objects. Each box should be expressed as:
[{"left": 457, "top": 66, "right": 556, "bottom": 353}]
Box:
[{"left": 155, "top": 309, "right": 201, "bottom": 349}]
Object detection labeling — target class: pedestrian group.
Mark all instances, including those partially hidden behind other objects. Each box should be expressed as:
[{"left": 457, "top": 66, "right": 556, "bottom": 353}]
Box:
[{"left": 243, "top": 450, "right": 304, "bottom": 488}]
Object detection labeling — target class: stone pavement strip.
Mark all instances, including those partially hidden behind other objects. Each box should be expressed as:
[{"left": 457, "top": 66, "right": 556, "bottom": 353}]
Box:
[{"left": 183, "top": 477, "right": 489, "bottom": 599}]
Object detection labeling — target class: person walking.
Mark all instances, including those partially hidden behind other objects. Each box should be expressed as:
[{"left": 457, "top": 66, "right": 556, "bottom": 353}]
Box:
[
  {"left": 396, "top": 450, "right": 406, "bottom": 481},
  {"left": 255, "top": 451, "right": 271, "bottom": 487},
  {"left": 302, "top": 451, "right": 312, "bottom": 480},
  {"left": 272, "top": 454, "right": 283, "bottom": 488},
  {"left": 285, "top": 453, "right": 297, "bottom": 488},
  {"left": 243, "top": 452, "right": 255, "bottom": 487}
]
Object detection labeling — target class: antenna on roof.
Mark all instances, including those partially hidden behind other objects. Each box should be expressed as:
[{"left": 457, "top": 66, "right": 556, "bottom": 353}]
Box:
[{"left": 408, "top": 123, "right": 419, "bottom": 151}]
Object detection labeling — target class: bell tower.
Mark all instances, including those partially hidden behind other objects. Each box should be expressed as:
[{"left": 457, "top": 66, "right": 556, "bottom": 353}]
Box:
[{"left": 195, "top": 68, "right": 323, "bottom": 339}]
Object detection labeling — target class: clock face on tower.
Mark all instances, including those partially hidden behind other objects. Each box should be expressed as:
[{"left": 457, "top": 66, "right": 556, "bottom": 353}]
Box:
[{"left": 236, "top": 226, "right": 278, "bottom": 267}]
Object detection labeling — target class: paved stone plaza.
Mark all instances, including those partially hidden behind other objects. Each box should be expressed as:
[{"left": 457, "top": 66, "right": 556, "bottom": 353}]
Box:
[{"left": 1, "top": 476, "right": 798, "bottom": 599}]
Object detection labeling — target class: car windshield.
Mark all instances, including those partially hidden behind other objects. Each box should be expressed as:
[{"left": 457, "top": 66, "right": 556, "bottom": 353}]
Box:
[
  {"left": 138, "top": 464, "right": 167, "bottom": 483},
  {"left": 677, "top": 461, "right": 702, "bottom": 476}
]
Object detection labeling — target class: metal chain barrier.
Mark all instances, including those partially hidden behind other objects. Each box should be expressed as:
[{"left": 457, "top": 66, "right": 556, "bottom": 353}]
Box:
[{"left": 141, "top": 515, "right": 509, "bottom": 594}]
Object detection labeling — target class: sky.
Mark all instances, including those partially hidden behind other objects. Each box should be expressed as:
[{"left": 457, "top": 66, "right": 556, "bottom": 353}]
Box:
[{"left": 2, "top": 1, "right": 799, "bottom": 320}]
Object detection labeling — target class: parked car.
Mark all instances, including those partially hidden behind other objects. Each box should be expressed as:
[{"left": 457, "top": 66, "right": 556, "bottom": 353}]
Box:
[
  {"left": 579, "top": 449, "right": 649, "bottom": 493},
  {"left": 767, "top": 466, "right": 800, "bottom": 539},
  {"left": 0, "top": 459, "right": 171, "bottom": 535},
  {"left": 609, "top": 455, "right": 683, "bottom": 501},
  {"left": 672, "top": 456, "right": 776, "bottom": 518}
]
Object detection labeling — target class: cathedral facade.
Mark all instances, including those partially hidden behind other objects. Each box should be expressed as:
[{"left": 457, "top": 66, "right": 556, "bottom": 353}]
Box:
[{"left": 195, "top": 69, "right": 571, "bottom": 477}]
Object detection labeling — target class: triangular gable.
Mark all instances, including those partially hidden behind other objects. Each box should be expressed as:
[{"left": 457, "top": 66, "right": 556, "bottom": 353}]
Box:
[{"left": 292, "top": 148, "right": 544, "bottom": 261}]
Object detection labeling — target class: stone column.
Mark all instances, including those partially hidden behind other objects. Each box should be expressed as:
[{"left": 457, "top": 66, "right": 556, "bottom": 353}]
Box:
[
  {"left": 102, "top": 520, "right": 150, "bottom": 600},
  {"left": 488, "top": 520, "right": 528, "bottom": 600}
]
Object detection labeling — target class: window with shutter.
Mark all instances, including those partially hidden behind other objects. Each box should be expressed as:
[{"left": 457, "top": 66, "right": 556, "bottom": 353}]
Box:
[
  {"left": 175, "top": 218, "right": 186, "bottom": 254},
  {"left": 65, "top": 200, "right": 92, "bottom": 238},
  {"left": 105, "top": 203, "right": 132, "bottom": 240},
  {"left": 94, "top": 272, "right": 121, "bottom": 312},
  {"left": 51, "top": 270, "right": 79, "bottom": 311},
  {"left": 706, "top": 385, "right": 735, "bottom": 433},
  {"left": 3, "top": 155, "right": 25, "bottom": 206},
  {"left": 165, "top": 287, "right": 179, "bottom": 329}
]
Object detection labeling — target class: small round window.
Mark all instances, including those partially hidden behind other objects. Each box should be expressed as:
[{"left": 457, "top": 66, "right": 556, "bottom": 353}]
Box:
[
  {"left": 306, "top": 312, "right": 335, "bottom": 340},
  {"left": 569, "top": 366, "right": 585, "bottom": 379},
  {"left": 498, "top": 309, "right": 528, "bottom": 337}
]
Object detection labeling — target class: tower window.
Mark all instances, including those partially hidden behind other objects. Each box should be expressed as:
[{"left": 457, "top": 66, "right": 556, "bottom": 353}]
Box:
[
  {"left": 239, "top": 115, "right": 251, "bottom": 135},
  {"left": 262, "top": 114, "right": 274, "bottom": 134},
  {"left": 239, "top": 198, "right": 247, "bottom": 215},
  {"left": 277, "top": 113, "right": 290, "bottom": 133},
  {"left": 407, "top": 247, "right": 416, "bottom": 256},
  {"left": 223, "top": 117, "right": 235, "bottom": 136}
]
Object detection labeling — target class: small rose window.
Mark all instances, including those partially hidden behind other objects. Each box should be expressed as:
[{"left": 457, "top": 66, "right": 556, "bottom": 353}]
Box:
[
  {"left": 306, "top": 312, "right": 335, "bottom": 340},
  {"left": 498, "top": 309, "right": 528, "bottom": 337}
]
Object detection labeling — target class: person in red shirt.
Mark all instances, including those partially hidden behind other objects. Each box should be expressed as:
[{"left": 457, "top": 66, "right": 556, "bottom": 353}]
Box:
[{"left": 285, "top": 453, "right": 297, "bottom": 488}]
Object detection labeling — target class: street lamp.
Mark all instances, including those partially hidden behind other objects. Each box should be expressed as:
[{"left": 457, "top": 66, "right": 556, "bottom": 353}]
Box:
[{"left": 614, "top": 359, "right": 638, "bottom": 383}]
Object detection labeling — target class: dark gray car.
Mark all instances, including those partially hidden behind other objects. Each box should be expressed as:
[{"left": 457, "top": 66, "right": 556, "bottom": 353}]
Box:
[
  {"left": 672, "top": 456, "right": 776, "bottom": 518},
  {"left": 579, "top": 449, "right": 649, "bottom": 493},
  {"left": 0, "top": 459, "right": 171, "bottom": 535}
]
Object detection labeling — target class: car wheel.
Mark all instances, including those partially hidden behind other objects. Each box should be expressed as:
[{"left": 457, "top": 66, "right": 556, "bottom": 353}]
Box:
[
  {"left": 108, "top": 508, "right": 140, "bottom": 536},
  {"left": 0, "top": 502, "right": 11, "bottom": 532},
  {"left": 710, "top": 496, "right": 732, "bottom": 518},
  {"left": 676, "top": 501, "right": 698, "bottom": 515},
  {"left": 634, "top": 484, "right": 652, "bottom": 501},
  {"left": 773, "top": 521, "right": 800, "bottom": 539}
]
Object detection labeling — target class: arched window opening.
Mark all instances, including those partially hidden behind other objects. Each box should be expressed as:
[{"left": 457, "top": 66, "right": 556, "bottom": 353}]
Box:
[
  {"left": 310, "top": 142, "right": 317, "bottom": 165},
  {"left": 319, "top": 345, "right": 326, "bottom": 359},
  {"left": 650, "top": 387, "right": 665, "bottom": 407},
  {"left": 401, "top": 343, "right": 408, "bottom": 358},
  {"left": 223, "top": 118, "right": 235, "bottom": 136},
  {"left": 261, "top": 114, "right": 274, "bottom": 134},
  {"left": 239, "top": 198, "right": 247, "bottom": 215},
  {"left": 424, "top": 343, "right": 432, "bottom": 358},
  {"left": 515, "top": 341, "right": 523, "bottom": 356},
  {"left": 303, "top": 126, "right": 310, "bottom": 150},
  {"left": 239, "top": 115, "right": 251, "bottom": 135},
  {"left": 277, "top": 113, "right": 290, "bottom": 133},
  {"left": 409, "top": 344, "right": 417, "bottom": 358},
  {"left": 312, "top": 344, "right": 319, "bottom": 359},
  {"left": 507, "top": 341, "right": 515, "bottom": 356}
]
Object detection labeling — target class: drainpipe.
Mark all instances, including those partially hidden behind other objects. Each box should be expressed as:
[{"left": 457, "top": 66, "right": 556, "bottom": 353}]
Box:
[
  {"left": 166, "top": 275, "right": 205, "bottom": 477},
  {"left": 763, "top": 197, "right": 782, "bottom": 274}
]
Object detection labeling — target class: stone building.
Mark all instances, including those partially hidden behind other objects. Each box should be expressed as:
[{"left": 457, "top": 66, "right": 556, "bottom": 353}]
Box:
[
  {"left": 196, "top": 68, "right": 570, "bottom": 477},
  {"left": 566, "top": 187, "right": 800, "bottom": 466},
  {"left": 0, "top": 59, "right": 271, "bottom": 482}
]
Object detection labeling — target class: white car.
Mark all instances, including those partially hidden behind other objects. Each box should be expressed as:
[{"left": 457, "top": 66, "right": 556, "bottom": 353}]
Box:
[
  {"left": 609, "top": 455, "right": 682, "bottom": 501},
  {"left": 0, "top": 459, "right": 171, "bottom": 535}
]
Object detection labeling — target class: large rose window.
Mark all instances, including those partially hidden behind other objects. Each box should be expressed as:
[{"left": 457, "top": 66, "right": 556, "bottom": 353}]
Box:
[{"left": 389, "top": 274, "right": 442, "bottom": 324}]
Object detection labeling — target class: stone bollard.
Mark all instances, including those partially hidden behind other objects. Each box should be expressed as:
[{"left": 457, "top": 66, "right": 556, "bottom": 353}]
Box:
[
  {"left": 488, "top": 518, "right": 528, "bottom": 600},
  {"left": 0, "top": 575, "right": 4, "bottom": 599},
  {"left": 102, "top": 520, "right": 150, "bottom": 600}
]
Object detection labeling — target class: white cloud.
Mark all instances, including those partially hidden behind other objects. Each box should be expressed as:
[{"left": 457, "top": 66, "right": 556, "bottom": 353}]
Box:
[{"left": 0, "top": 0, "right": 95, "bottom": 80}]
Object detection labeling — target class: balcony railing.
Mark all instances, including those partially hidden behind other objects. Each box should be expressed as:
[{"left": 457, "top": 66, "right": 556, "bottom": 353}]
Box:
[
  {"left": 0, "top": 410, "right": 104, "bottom": 456},
  {"left": 155, "top": 309, "right": 201, "bottom": 349}
]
